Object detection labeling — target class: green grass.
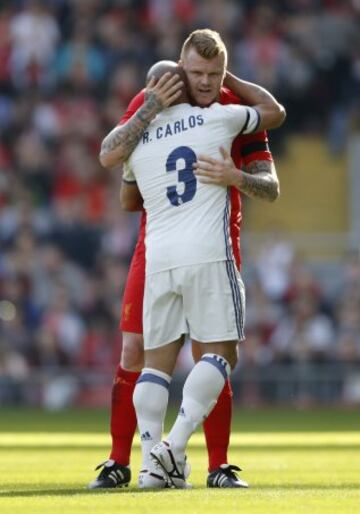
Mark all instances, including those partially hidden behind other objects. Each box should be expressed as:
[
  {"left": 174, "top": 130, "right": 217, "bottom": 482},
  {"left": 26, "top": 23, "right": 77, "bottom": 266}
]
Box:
[{"left": 0, "top": 408, "right": 359, "bottom": 514}]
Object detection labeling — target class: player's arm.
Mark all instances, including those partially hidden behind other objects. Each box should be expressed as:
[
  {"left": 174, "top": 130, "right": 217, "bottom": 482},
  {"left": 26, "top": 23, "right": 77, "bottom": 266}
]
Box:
[
  {"left": 194, "top": 148, "right": 279, "bottom": 202},
  {"left": 120, "top": 182, "right": 144, "bottom": 211},
  {"left": 119, "top": 159, "right": 144, "bottom": 211},
  {"left": 239, "top": 158, "right": 279, "bottom": 201},
  {"left": 224, "top": 71, "right": 286, "bottom": 130},
  {"left": 232, "top": 130, "right": 279, "bottom": 201},
  {"left": 195, "top": 94, "right": 280, "bottom": 200},
  {"left": 99, "top": 73, "right": 183, "bottom": 169}
]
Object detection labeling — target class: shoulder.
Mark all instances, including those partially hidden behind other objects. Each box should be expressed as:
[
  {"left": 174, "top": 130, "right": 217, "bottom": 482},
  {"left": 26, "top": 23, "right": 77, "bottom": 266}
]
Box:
[
  {"left": 219, "top": 87, "right": 242, "bottom": 106},
  {"left": 210, "top": 102, "right": 247, "bottom": 117},
  {"left": 118, "top": 90, "right": 146, "bottom": 125}
]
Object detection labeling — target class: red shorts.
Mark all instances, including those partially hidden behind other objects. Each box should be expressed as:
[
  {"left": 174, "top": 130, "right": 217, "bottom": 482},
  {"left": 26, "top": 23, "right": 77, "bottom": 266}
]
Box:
[{"left": 119, "top": 212, "right": 146, "bottom": 334}]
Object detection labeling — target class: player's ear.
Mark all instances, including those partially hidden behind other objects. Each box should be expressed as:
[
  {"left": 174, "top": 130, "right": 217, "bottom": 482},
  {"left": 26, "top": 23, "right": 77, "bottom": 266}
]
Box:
[{"left": 178, "top": 59, "right": 183, "bottom": 66}]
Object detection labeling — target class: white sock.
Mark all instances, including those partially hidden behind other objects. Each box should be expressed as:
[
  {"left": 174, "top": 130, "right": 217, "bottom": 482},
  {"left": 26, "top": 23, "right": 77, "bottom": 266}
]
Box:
[
  {"left": 167, "top": 353, "right": 231, "bottom": 459},
  {"left": 133, "top": 367, "right": 171, "bottom": 472}
]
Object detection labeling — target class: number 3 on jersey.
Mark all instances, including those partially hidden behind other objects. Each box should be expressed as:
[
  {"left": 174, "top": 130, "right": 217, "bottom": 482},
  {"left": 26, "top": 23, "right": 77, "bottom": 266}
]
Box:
[{"left": 166, "top": 146, "right": 197, "bottom": 206}]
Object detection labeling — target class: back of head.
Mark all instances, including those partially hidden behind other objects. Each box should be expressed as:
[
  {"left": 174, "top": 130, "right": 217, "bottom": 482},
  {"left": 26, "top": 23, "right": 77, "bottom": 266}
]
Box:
[
  {"left": 146, "top": 60, "right": 188, "bottom": 105},
  {"left": 180, "top": 29, "right": 228, "bottom": 67},
  {"left": 146, "top": 60, "right": 179, "bottom": 84}
]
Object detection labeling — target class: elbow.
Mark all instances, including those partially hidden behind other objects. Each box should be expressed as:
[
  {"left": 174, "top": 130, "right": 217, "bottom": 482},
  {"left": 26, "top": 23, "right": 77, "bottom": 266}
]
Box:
[
  {"left": 99, "top": 150, "right": 122, "bottom": 170},
  {"left": 269, "top": 181, "right": 280, "bottom": 202},
  {"left": 99, "top": 153, "right": 110, "bottom": 169},
  {"left": 266, "top": 103, "right": 287, "bottom": 130},
  {"left": 99, "top": 152, "right": 109, "bottom": 169},
  {"left": 279, "top": 103, "right": 287, "bottom": 124},
  {"left": 99, "top": 137, "right": 126, "bottom": 169},
  {"left": 257, "top": 103, "right": 287, "bottom": 131},
  {"left": 273, "top": 104, "right": 286, "bottom": 128}
]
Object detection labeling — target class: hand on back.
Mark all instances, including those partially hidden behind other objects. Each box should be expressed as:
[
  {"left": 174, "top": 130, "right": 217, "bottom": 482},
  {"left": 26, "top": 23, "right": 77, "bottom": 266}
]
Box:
[{"left": 193, "top": 147, "right": 240, "bottom": 188}]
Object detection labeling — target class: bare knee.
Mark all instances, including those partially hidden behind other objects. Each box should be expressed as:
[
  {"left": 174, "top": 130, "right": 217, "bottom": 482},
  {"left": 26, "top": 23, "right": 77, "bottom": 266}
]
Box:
[
  {"left": 224, "top": 346, "right": 238, "bottom": 370},
  {"left": 144, "top": 338, "right": 184, "bottom": 376},
  {"left": 210, "top": 345, "right": 238, "bottom": 370},
  {"left": 192, "top": 340, "right": 239, "bottom": 370},
  {"left": 120, "top": 332, "right": 144, "bottom": 371},
  {"left": 191, "top": 341, "right": 202, "bottom": 364}
]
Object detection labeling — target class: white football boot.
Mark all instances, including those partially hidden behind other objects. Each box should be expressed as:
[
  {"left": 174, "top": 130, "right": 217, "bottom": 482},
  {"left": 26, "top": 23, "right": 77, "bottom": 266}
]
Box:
[
  {"left": 138, "top": 468, "right": 168, "bottom": 489},
  {"left": 150, "top": 441, "right": 191, "bottom": 489}
]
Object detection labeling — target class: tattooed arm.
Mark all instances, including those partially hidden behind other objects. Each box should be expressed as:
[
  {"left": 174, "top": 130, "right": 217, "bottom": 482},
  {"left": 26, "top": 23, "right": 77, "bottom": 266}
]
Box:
[
  {"left": 99, "top": 72, "right": 183, "bottom": 169},
  {"left": 194, "top": 147, "right": 279, "bottom": 202},
  {"left": 239, "top": 159, "right": 279, "bottom": 201},
  {"left": 224, "top": 71, "right": 286, "bottom": 130}
]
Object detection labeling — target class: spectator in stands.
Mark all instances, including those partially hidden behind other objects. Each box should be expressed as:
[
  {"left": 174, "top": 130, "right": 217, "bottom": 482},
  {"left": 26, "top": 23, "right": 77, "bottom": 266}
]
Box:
[{"left": 10, "top": 0, "right": 59, "bottom": 90}]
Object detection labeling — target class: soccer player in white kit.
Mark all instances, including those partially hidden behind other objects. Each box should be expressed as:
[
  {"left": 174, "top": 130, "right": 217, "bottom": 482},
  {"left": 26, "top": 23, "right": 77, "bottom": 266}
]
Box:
[
  {"left": 124, "top": 99, "right": 259, "bottom": 348},
  {"left": 125, "top": 61, "right": 284, "bottom": 488}
]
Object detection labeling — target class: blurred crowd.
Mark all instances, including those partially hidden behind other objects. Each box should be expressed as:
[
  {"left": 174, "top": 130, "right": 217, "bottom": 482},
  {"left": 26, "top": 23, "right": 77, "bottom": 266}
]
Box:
[
  {"left": 237, "top": 240, "right": 360, "bottom": 405},
  {"left": 0, "top": 0, "right": 359, "bottom": 407}
]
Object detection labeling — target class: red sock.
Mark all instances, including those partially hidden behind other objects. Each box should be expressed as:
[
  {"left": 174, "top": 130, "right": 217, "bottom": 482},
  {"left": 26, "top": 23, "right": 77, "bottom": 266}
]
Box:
[
  {"left": 203, "top": 379, "right": 233, "bottom": 472},
  {"left": 109, "top": 365, "right": 140, "bottom": 465}
]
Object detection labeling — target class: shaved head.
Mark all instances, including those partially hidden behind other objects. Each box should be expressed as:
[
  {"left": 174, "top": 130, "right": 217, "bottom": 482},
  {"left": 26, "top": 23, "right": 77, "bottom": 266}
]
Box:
[
  {"left": 146, "top": 60, "right": 179, "bottom": 83},
  {"left": 146, "top": 60, "right": 188, "bottom": 105}
]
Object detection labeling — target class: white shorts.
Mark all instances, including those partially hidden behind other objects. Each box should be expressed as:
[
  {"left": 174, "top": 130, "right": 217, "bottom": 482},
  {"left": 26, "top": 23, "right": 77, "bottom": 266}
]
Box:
[{"left": 143, "top": 261, "right": 245, "bottom": 349}]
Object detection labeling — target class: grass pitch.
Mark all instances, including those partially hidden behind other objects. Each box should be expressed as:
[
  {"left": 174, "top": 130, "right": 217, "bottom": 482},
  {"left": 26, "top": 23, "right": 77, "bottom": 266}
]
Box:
[{"left": 0, "top": 408, "right": 359, "bottom": 514}]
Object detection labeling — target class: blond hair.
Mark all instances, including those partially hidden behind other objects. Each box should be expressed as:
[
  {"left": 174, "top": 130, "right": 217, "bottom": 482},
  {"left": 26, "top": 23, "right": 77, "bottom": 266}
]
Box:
[{"left": 180, "top": 29, "right": 227, "bottom": 65}]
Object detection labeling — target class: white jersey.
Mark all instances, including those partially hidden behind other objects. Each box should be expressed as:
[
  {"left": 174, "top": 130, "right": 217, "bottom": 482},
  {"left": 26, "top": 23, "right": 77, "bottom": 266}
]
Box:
[{"left": 123, "top": 102, "right": 259, "bottom": 274}]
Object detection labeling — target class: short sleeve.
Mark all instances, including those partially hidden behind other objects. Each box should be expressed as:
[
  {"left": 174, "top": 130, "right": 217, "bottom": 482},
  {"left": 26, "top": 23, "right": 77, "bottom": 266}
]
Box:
[
  {"left": 221, "top": 104, "right": 260, "bottom": 135},
  {"left": 122, "top": 161, "right": 136, "bottom": 183},
  {"left": 232, "top": 131, "right": 273, "bottom": 168},
  {"left": 218, "top": 89, "right": 273, "bottom": 166}
]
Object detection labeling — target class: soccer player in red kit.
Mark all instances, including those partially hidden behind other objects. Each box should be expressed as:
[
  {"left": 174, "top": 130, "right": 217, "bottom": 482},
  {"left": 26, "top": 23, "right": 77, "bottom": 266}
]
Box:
[{"left": 89, "top": 29, "right": 282, "bottom": 490}]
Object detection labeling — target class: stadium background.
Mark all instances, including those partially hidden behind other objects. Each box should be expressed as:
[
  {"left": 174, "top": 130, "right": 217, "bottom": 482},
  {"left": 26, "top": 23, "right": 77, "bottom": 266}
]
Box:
[{"left": 0, "top": 0, "right": 359, "bottom": 411}]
